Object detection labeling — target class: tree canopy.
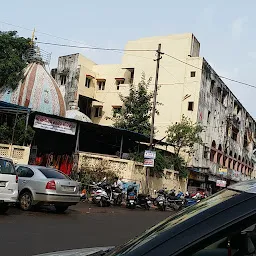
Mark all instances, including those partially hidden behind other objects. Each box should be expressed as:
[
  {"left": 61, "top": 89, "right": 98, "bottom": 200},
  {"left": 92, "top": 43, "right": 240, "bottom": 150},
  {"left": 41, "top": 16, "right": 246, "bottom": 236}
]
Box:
[
  {"left": 166, "top": 115, "right": 203, "bottom": 177},
  {"left": 0, "top": 31, "right": 32, "bottom": 90},
  {"left": 112, "top": 73, "right": 154, "bottom": 136},
  {"left": 166, "top": 115, "right": 203, "bottom": 156},
  {"left": 0, "top": 117, "right": 35, "bottom": 146}
]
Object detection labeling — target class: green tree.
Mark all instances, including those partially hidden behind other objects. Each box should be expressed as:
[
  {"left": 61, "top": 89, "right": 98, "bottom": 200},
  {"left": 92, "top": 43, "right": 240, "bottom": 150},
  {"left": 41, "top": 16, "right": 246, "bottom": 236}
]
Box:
[
  {"left": 13, "top": 118, "right": 35, "bottom": 146},
  {"left": 0, "top": 117, "right": 34, "bottom": 146},
  {"left": 166, "top": 115, "right": 203, "bottom": 177},
  {"left": 166, "top": 115, "right": 203, "bottom": 155},
  {"left": 112, "top": 73, "right": 154, "bottom": 136},
  {"left": 0, "top": 31, "right": 32, "bottom": 89}
]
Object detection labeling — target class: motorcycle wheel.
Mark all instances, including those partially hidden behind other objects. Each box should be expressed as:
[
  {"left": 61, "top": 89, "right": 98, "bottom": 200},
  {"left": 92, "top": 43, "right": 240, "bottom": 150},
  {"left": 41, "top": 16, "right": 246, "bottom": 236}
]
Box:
[
  {"left": 172, "top": 203, "right": 180, "bottom": 211},
  {"left": 117, "top": 197, "right": 122, "bottom": 206},
  {"left": 130, "top": 204, "right": 136, "bottom": 210},
  {"left": 99, "top": 199, "right": 104, "bottom": 207},
  {"left": 158, "top": 204, "right": 165, "bottom": 211}
]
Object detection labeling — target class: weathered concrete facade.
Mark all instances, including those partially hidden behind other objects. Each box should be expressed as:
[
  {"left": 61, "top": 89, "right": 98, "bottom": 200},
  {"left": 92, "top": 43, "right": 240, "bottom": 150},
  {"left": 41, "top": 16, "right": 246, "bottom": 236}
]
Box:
[
  {"left": 191, "top": 59, "right": 255, "bottom": 191},
  {"left": 55, "top": 54, "right": 80, "bottom": 110}
]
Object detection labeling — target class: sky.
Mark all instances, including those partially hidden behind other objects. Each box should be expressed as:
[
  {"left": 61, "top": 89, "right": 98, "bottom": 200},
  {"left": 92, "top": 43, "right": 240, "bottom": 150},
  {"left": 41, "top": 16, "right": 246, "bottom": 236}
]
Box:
[{"left": 1, "top": 0, "right": 256, "bottom": 116}]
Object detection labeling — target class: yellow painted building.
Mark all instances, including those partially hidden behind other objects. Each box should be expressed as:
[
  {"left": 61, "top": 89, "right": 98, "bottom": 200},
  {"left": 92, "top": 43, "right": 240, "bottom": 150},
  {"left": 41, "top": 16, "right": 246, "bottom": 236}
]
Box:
[
  {"left": 53, "top": 33, "right": 256, "bottom": 190},
  {"left": 54, "top": 33, "right": 202, "bottom": 138}
]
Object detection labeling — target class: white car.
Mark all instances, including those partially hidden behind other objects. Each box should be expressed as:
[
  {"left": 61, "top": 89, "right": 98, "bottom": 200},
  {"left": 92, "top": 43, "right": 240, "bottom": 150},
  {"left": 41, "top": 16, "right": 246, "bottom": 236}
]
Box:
[{"left": 0, "top": 157, "right": 18, "bottom": 213}]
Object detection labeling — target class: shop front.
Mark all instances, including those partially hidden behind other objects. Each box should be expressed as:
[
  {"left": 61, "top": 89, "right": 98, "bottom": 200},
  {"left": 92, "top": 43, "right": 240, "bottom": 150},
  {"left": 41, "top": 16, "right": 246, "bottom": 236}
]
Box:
[
  {"left": 28, "top": 113, "right": 77, "bottom": 176},
  {"left": 187, "top": 168, "right": 206, "bottom": 194}
]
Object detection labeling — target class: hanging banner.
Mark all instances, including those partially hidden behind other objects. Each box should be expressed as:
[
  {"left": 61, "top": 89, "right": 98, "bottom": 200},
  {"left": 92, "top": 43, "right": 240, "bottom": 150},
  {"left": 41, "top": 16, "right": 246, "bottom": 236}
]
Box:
[
  {"left": 216, "top": 180, "right": 227, "bottom": 187},
  {"left": 144, "top": 159, "right": 154, "bottom": 167},
  {"left": 33, "top": 115, "right": 77, "bottom": 135}
]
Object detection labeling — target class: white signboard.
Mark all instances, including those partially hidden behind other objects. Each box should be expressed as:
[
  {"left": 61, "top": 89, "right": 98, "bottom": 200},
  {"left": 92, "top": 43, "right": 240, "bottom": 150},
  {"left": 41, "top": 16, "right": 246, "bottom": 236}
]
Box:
[
  {"left": 144, "top": 150, "right": 156, "bottom": 159},
  {"left": 216, "top": 180, "right": 227, "bottom": 188},
  {"left": 33, "top": 115, "right": 77, "bottom": 135},
  {"left": 144, "top": 159, "right": 154, "bottom": 167}
]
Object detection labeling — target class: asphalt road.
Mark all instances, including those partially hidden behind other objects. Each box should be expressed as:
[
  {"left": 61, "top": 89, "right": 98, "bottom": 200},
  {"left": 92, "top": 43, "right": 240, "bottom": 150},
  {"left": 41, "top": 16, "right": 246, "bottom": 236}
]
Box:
[{"left": 0, "top": 203, "right": 171, "bottom": 256}]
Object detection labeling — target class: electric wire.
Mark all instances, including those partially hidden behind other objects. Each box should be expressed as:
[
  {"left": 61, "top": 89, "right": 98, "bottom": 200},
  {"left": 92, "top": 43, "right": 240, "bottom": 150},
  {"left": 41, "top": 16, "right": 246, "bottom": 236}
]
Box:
[{"left": 164, "top": 53, "right": 256, "bottom": 89}]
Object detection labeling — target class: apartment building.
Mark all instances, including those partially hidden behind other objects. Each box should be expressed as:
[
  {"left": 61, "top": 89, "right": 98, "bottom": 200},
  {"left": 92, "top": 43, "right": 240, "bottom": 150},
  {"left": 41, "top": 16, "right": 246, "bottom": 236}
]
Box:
[{"left": 53, "top": 33, "right": 256, "bottom": 192}]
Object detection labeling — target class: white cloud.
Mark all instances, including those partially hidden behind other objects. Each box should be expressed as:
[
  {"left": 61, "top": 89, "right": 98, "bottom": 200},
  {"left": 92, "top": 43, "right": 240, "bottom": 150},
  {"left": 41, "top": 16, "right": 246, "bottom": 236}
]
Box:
[{"left": 231, "top": 16, "right": 248, "bottom": 40}]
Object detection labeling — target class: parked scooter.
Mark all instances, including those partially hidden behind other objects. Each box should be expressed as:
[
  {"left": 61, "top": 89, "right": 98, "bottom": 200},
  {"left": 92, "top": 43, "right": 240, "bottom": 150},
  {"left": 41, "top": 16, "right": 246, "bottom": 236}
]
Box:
[
  {"left": 126, "top": 184, "right": 137, "bottom": 209},
  {"left": 111, "top": 186, "right": 123, "bottom": 206},
  {"left": 92, "top": 178, "right": 123, "bottom": 207},
  {"left": 155, "top": 189, "right": 167, "bottom": 211},
  {"left": 92, "top": 178, "right": 111, "bottom": 207},
  {"left": 126, "top": 183, "right": 151, "bottom": 210}
]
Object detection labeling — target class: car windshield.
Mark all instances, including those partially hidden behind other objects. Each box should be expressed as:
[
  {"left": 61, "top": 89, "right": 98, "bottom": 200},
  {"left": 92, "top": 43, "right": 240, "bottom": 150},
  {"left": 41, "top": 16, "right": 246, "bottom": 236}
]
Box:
[
  {"left": 0, "top": 159, "right": 16, "bottom": 175},
  {"left": 107, "top": 189, "right": 240, "bottom": 256},
  {"left": 38, "top": 168, "right": 70, "bottom": 180}
]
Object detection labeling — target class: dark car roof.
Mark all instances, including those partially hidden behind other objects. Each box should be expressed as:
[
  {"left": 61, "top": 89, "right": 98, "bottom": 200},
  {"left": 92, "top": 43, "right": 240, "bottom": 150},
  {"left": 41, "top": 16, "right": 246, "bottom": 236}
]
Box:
[{"left": 108, "top": 187, "right": 256, "bottom": 256}]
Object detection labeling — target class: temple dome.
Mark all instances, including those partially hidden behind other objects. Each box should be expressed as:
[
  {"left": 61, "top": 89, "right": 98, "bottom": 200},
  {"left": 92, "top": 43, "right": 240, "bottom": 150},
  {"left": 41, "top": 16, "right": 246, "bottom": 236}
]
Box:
[
  {"left": 66, "top": 106, "right": 92, "bottom": 123},
  {"left": 0, "top": 62, "right": 66, "bottom": 117}
]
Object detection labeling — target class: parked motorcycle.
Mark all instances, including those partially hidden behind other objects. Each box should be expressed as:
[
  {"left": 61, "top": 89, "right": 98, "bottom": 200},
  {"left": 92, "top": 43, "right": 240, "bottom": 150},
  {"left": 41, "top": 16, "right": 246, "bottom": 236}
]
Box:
[
  {"left": 126, "top": 184, "right": 137, "bottom": 209},
  {"left": 184, "top": 197, "right": 199, "bottom": 207},
  {"left": 111, "top": 186, "right": 123, "bottom": 206},
  {"left": 137, "top": 194, "right": 151, "bottom": 210},
  {"left": 183, "top": 191, "right": 206, "bottom": 207},
  {"left": 165, "top": 190, "right": 185, "bottom": 211}
]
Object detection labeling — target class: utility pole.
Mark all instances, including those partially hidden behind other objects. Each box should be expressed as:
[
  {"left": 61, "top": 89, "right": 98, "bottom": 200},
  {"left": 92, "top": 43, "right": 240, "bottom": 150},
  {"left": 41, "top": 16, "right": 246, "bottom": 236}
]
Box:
[{"left": 145, "top": 43, "right": 163, "bottom": 193}]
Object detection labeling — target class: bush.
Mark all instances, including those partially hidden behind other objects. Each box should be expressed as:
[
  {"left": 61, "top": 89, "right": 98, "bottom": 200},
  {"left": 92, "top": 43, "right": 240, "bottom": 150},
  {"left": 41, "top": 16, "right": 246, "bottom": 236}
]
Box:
[{"left": 78, "top": 158, "right": 120, "bottom": 186}]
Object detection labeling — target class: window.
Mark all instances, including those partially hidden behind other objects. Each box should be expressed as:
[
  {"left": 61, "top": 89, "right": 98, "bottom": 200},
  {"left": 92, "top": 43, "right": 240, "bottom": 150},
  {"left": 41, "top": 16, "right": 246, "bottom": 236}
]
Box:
[
  {"left": 60, "top": 75, "right": 66, "bottom": 85},
  {"left": 39, "top": 168, "right": 69, "bottom": 179},
  {"left": 97, "top": 81, "right": 105, "bottom": 90},
  {"left": 130, "top": 69, "right": 134, "bottom": 84},
  {"left": 116, "top": 80, "right": 124, "bottom": 90},
  {"left": 0, "top": 159, "right": 16, "bottom": 175},
  {"left": 94, "top": 106, "right": 103, "bottom": 117},
  {"left": 113, "top": 106, "right": 122, "bottom": 117},
  {"left": 244, "top": 134, "right": 248, "bottom": 148},
  {"left": 190, "top": 71, "right": 196, "bottom": 77},
  {"left": 26, "top": 169, "right": 34, "bottom": 178},
  {"left": 207, "top": 111, "right": 211, "bottom": 123},
  {"left": 17, "top": 166, "right": 34, "bottom": 178},
  {"left": 217, "top": 87, "right": 222, "bottom": 101},
  {"left": 221, "top": 89, "right": 228, "bottom": 106},
  {"left": 188, "top": 101, "right": 194, "bottom": 111},
  {"left": 85, "top": 77, "right": 91, "bottom": 88},
  {"left": 210, "top": 80, "right": 215, "bottom": 93},
  {"left": 203, "top": 146, "right": 209, "bottom": 159},
  {"left": 190, "top": 223, "right": 256, "bottom": 256},
  {"left": 231, "top": 126, "right": 239, "bottom": 141}
]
